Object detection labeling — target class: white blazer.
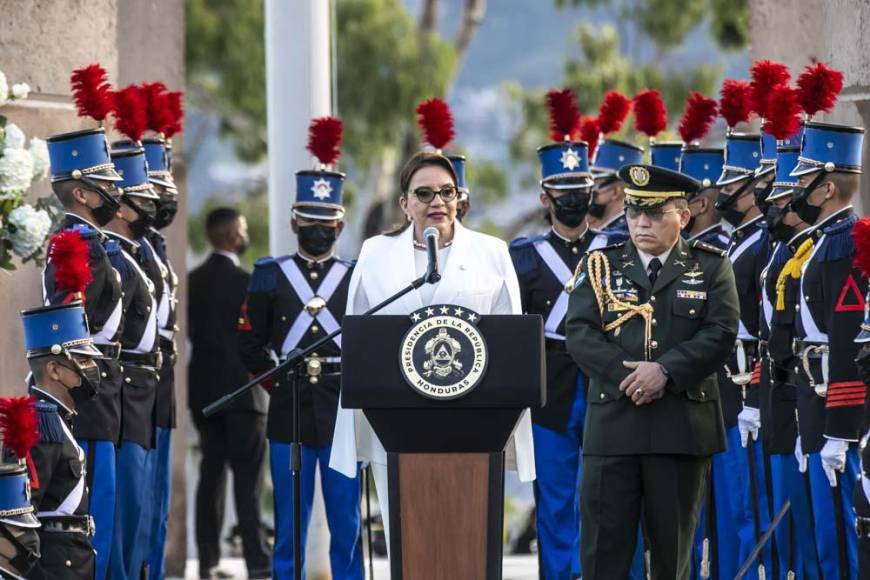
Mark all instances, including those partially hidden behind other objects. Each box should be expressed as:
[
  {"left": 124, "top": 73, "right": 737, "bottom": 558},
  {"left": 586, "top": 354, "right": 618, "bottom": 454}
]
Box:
[{"left": 329, "top": 221, "right": 536, "bottom": 481}]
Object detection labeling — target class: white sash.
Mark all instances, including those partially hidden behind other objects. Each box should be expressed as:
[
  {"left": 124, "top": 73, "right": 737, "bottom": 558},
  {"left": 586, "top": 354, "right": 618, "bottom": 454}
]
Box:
[
  {"left": 120, "top": 249, "right": 158, "bottom": 354},
  {"left": 728, "top": 227, "right": 763, "bottom": 340},
  {"left": 279, "top": 259, "right": 348, "bottom": 356},
  {"left": 759, "top": 243, "right": 779, "bottom": 328}
]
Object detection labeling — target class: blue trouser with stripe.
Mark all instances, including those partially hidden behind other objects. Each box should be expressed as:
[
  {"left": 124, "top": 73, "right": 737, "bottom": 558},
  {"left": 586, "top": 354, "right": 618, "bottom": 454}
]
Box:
[
  {"left": 147, "top": 427, "right": 172, "bottom": 580},
  {"left": 806, "top": 449, "right": 859, "bottom": 579},
  {"left": 270, "top": 442, "right": 364, "bottom": 580},
  {"left": 78, "top": 439, "right": 115, "bottom": 580},
  {"left": 532, "top": 373, "right": 644, "bottom": 579},
  {"left": 769, "top": 452, "right": 820, "bottom": 578},
  {"left": 111, "top": 441, "right": 156, "bottom": 580},
  {"left": 739, "top": 437, "right": 774, "bottom": 579}
]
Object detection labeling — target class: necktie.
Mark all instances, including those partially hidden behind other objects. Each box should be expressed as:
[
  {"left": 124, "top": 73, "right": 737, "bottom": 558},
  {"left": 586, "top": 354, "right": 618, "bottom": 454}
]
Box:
[{"left": 648, "top": 257, "right": 663, "bottom": 285}]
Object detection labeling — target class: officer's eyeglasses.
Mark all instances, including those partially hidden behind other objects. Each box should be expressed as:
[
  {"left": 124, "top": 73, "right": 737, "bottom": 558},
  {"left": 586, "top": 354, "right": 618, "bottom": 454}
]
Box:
[
  {"left": 625, "top": 208, "right": 681, "bottom": 222},
  {"left": 411, "top": 185, "right": 459, "bottom": 204}
]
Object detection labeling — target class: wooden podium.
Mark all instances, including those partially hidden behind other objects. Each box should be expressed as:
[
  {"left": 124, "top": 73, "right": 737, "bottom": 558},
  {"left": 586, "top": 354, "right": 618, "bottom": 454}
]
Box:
[{"left": 342, "top": 313, "right": 545, "bottom": 580}]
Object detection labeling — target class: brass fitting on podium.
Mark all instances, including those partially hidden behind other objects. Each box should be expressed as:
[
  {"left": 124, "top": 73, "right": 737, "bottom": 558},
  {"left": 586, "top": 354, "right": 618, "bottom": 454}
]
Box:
[{"left": 306, "top": 358, "right": 322, "bottom": 384}]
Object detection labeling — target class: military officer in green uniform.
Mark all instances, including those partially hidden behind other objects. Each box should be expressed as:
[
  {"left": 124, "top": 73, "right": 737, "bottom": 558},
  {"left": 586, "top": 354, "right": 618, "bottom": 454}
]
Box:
[{"left": 565, "top": 164, "right": 739, "bottom": 579}]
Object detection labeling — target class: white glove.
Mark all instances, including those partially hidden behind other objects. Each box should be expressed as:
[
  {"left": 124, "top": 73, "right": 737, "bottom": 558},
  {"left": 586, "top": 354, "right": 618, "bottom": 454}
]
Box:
[
  {"left": 794, "top": 436, "right": 807, "bottom": 473},
  {"left": 738, "top": 406, "right": 761, "bottom": 448},
  {"left": 820, "top": 438, "right": 849, "bottom": 487}
]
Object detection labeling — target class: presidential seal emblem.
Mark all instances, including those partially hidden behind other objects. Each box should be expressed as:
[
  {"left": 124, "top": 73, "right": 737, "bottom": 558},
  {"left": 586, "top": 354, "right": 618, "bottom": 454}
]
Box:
[{"left": 400, "top": 305, "right": 488, "bottom": 400}]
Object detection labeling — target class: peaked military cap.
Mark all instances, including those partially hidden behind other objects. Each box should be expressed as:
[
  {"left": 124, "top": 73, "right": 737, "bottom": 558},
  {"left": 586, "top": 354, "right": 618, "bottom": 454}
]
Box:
[{"left": 619, "top": 163, "right": 700, "bottom": 208}]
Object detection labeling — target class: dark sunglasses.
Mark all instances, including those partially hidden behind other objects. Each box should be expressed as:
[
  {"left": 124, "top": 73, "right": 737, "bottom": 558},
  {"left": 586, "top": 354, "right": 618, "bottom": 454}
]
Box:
[
  {"left": 625, "top": 207, "right": 681, "bottom": 222},
  {"left": 410, "top": 185, "right": 458, "bottom": 203}
]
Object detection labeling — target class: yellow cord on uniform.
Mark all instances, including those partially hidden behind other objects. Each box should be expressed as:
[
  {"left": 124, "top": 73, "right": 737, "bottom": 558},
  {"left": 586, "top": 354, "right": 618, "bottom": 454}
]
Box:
[
  {"left": 775, "top": 238, "right": 814, "bottom": 311},
  {"left": 585, "top": 250, "right": 655, "bottom": 360}
]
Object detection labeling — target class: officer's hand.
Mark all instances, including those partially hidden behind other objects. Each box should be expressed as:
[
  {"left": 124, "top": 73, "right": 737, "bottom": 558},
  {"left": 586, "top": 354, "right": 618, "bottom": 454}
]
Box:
[
  {"left": 737, "top": 406, "right": 761, "bottom": 448},
  {"left": 820, "top": 438, "right": 849, "bottom": 487},
  {"left": 794, "top": 436, "right": 807, "bottom": 473},
  {"left": 620, "top": 361, "right": 667, "bottom": 406}
]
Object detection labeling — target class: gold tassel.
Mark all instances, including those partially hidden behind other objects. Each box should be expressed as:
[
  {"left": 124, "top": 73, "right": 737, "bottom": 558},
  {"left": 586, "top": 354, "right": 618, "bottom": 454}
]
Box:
[{"left": 775, "top": 238, "right": 814, "bottom": 311}]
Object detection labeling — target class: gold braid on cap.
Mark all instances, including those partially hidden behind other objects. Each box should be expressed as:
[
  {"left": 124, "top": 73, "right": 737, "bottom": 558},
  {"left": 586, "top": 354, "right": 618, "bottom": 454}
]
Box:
[{"left": 585, "top": 250, "right": 655, "bottom": 361}]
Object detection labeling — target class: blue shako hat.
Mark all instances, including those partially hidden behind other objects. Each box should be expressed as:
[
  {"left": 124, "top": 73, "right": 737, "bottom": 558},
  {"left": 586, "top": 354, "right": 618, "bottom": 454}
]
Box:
[
  {"left": 591, "top": 139, "right": 644, "bottom": 177},
  {"left": 0, "top": 463, "right": 38, "bottom": 528},
  {"left": 716, "top": 132, "right": 762, "bottom": 186},
  {"left": 649, "top": 141, "right": 683, "bottom": 172},
  {"left": 765, "top": 144, "right": 801, "bottom": 202},
  {"left": 142, "top": 138, "right": 177, "bottom": 191},
  {"left": 537, "top": 141, "right": 593, "bottom": 189},
  {"left": 679, "top": 146, "right": 724, "bottom": 194},
  {"left": 791, "top": 121, "right": 864, "bottom": 177},
  {"left": 758, "top": 129, "right": 802, "bottom": 177},
  {"left": 295, "top": 117, "right": 346, "bottom": 221},
  {"left": 20, "top": 302, "right": 102, "bottom": 359},
  {"left": 110, "top": 146, "right": 159, "bottom": 200},
  {"left": 47, "top": 128, "right": 123, "bottom": 184},
  {"left": 448, "top": 155, "right": 468, "bottom": 194}
]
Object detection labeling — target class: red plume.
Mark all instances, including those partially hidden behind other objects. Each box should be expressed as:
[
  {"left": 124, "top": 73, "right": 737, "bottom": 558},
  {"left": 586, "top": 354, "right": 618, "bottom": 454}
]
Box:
[
  {"left": 678, "top": 92, "right": 718, "bottom": 144},
  {"left": 48, "top": 230, "right": 92, "bottom": 297},
  {"left": 719, "top": 79, "right": 753, "bottom": 128},
  {"left": 853, "top": 217, "right": 870, "bottom": 277},
  {"left": 750, "top": 60, "right": 791, "bottom": 119},
  {"left": 163, "top": 91, "right": 184, "bottom": 138},
  {"left": 112, "top": 85, "right": 148, "bottom": 142},
  {"left": 307, "top": 117, "right": 343, "bottom": 166},
  {"left": 0, "top": 397, "right": 39, "bottom": 462},
  {"left": 545, "top": 88, "right": 581, "bottom": 141},
  {"left": 138, "top": 82, "right": 174, "bottom": 135},
  {"left": 415, "top": 98, "right": 455, "bottom": 150},
  {"left": 796, "top": 62, "right": 844, "bottom": 118},
  {"left": 597, "top": 91, "right": 631, "bottom": 135},
  {"left": 70, "top": 64, "right": 114, "bottom": 122},
  {"left": 579, "top": 116, "right": 600, "bottom": 159},
  {"left": 633, "top": 90, "right": 667, "bottom": 137},
  {"left": 762, "top": 84, "right": 802, "bottom": 140}
]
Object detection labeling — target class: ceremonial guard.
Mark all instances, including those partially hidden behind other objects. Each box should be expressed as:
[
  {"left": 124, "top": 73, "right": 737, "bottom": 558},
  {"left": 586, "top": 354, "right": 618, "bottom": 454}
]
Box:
[
  {"left": 0, "top": 398, "right": 43, "bottom": 579},
  {"left": 104, "top": 140, "right": 162, "bottom": 580},
  {"left": 566, "top": 164, "right": 738, "bottom": 579},
  {"left": 677, "top": 92, "right": 729, "bottom": 250},
  {"left": 42, "top": 64, "right": 126, "bottom": 580},
  {"left": 238, "top": 117, "right": 363, "bottom": 580},
  {"left": 509, "top": 88, "right": 614, "bottom": 580},
  {"left": 20, "top": 302, "right": 104, "bottom": 579},
  {"left": 851, "top": 217, "right": 870, "bottom": 577},
  {"left": 135, "top": 83, "right": 183, "bottom": 579},
  {"left": 789, "top": 118, "right": 865, "bottom": 578},
  {"left": 588, "top": 90, "right": 638, "bottom": 238},
  {"left": 761, "top": 135, "right": 821, "bottom": 577}
]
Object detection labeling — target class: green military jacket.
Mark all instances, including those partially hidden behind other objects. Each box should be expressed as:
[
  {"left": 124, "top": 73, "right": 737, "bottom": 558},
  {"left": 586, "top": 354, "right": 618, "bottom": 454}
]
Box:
[{"left": 566, "top": 236, "right": 738, "bottom": 456}]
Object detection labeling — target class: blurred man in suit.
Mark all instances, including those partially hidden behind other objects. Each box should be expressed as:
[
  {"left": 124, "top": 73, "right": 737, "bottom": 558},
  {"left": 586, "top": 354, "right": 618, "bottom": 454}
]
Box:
[{"left": 189, "top": 207, "right": 271, "bottom": 579}]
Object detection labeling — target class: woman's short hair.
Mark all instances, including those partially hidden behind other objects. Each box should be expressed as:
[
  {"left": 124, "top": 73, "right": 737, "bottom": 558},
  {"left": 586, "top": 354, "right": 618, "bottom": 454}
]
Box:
[{"left": 398, "top": 151, "right": 458, "bottom": 196}]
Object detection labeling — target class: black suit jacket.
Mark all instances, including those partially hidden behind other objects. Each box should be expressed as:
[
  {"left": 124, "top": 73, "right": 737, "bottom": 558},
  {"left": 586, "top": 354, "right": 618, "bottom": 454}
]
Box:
[{"left": 188, "top": 253, "right": 268, "bottom": 416}]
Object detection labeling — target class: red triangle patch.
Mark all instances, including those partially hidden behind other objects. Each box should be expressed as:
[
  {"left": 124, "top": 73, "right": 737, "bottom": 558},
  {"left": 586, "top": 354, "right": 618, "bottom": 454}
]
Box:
[{"left": 835, "top": 274, "right": 866, "bottom": 312}]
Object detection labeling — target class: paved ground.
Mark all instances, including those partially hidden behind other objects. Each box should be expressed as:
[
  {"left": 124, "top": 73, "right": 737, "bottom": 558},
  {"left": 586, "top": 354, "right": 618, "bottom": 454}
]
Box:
[{"left": 179, "top": 555, "right": 539, "bottom": 579}]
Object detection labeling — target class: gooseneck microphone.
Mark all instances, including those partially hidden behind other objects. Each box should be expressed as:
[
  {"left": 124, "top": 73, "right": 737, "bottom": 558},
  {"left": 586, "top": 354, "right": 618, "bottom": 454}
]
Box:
[{"left": 423, "top": 226, "right": 441, "bottom": 284}]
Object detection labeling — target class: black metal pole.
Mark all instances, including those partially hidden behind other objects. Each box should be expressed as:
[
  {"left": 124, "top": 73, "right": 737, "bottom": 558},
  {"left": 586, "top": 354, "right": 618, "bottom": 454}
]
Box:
[
  {"left": 735, "top": 500, "right": 791, "bottom": 580},
  {"left": 745, "top": 433, "right": 765, "bottom": 578},
  {"left": 203, "top": 274, "right": 431, "bottom": 417}
]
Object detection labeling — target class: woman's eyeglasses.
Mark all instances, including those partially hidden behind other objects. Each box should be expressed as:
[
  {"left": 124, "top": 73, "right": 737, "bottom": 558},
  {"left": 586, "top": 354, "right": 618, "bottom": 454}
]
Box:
[
  {"left": 625, "top": 207, "right": 680, "bottom": 222},
  {"left": 411, "top": 185, "right": 458, "bottom": 203}
]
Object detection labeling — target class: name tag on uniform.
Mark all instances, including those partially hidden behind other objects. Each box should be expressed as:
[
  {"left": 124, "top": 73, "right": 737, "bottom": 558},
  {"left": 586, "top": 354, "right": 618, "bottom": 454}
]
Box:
[{"left": 677, "top": 289, "right": 707, "bottom": 300}]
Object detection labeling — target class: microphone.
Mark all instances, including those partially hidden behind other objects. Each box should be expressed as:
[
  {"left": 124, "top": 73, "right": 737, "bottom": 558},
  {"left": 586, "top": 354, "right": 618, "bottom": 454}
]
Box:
[{"left": 423, "top": 226, "right": 441, "bottom": 284}]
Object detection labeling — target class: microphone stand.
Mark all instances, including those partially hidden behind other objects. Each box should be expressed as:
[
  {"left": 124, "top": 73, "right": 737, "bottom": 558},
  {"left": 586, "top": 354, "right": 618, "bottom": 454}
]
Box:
[{"left": 203, "top": 258, "right": 442, "bottom": 580}]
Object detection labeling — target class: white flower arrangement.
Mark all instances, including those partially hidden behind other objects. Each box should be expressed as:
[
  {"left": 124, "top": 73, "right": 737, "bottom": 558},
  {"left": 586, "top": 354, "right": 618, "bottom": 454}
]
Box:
[{"left": 0, "top": 68, "right": 58, "bottom": 270}]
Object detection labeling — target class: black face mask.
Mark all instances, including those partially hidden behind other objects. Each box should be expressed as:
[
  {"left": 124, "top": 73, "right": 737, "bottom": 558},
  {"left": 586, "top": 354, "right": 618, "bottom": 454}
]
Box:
[
  {"left": 86, "top": 183, "right": 121, "bottom": 227},
  {"left": 124, "top": 197, "right": 157, "bottom": 239},
  {"left": 754, "top": 180, "right": 774, "bottom": 216},
  {"left": 685, "top": 215, "right": 697, "bottom": 234},
  {"left": 765, "top": 205, "right": 795, "bottom": 242},
  {"left": 547, "top": 191, "right": 590, "bottom": 228},
  {"left": 153, "top": 198, "right": 178, "bottom": 230},
  {"left": 0, "top": 525, "right": 40, "bottom": 576},
  {"left": 790, "top": 173, "right": 827, "bottom": 226},
  {"left": 714, "top": 181, "right": 753, "bottom": 228},
  {"left": 58, "top": 359, "right": 100, "bottom": 406},
  {"left": 298, "top": 224, "right": 338, "bottom": 256}
]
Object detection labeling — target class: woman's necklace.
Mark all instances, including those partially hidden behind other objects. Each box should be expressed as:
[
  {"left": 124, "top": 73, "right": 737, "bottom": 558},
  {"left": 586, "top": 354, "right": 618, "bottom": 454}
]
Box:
[{"left": 413, "top": 239, "right": 453, "bottom": 250}]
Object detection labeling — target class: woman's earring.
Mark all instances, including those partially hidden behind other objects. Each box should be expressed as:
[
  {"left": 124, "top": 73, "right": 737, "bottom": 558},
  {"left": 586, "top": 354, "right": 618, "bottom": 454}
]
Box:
[{"left": 407, "top": 214, "right": 412, "bottom": 222}]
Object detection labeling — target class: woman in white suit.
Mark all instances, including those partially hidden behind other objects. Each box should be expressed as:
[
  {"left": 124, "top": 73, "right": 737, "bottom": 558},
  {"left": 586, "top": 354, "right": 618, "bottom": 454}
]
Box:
[{"left": 330, "top": 151, "right": 535, "bottom": 545}]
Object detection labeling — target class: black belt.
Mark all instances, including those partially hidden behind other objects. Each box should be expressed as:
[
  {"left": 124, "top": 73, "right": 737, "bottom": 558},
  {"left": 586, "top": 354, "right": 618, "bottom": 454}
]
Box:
[
  {"left": 857, "top": 516, "right": 870, "bottom": 539},
  {"left": 120, "top": 351, "right": 162, "bottom": 368},
  {"left": 95, "top": 342, "right": 121, "bottom": 359},
  {"left": 40, "top": 515, "right": 94, "bottom": 536}
]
